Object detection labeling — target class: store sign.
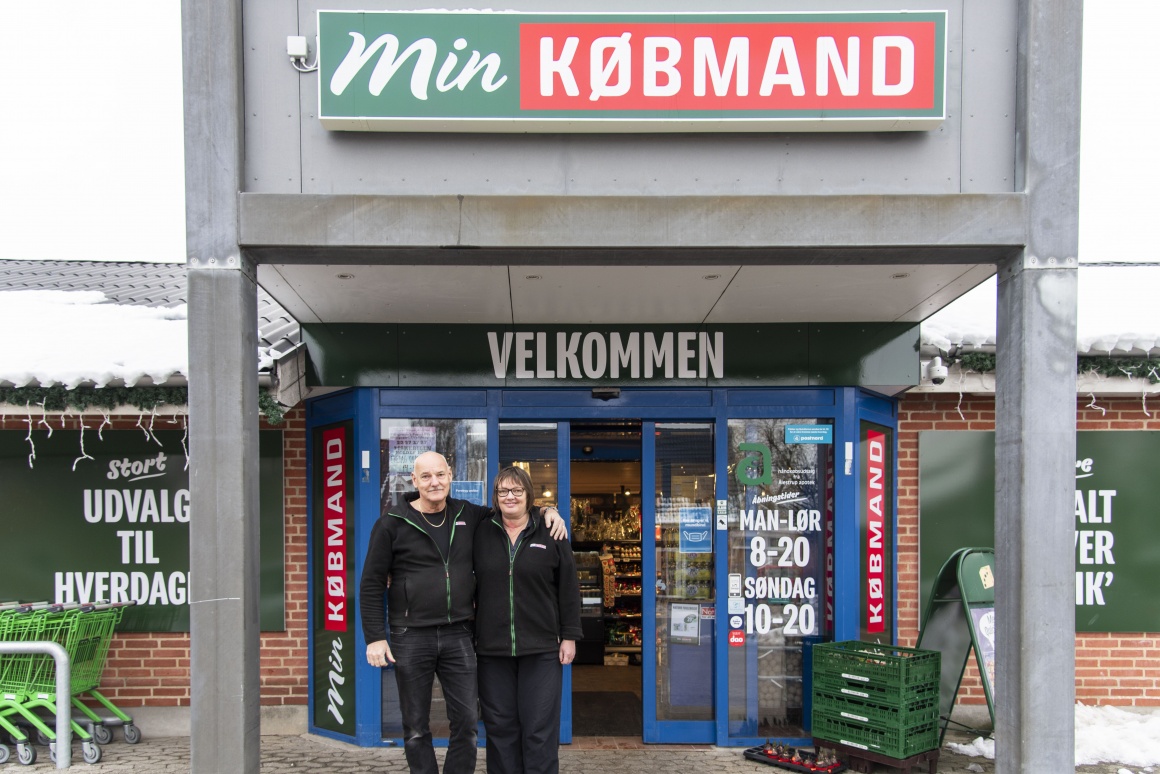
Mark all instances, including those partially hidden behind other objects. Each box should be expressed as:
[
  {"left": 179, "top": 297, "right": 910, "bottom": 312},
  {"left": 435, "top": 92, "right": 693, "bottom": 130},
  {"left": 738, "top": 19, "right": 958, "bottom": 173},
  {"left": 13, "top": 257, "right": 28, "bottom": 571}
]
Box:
[
  {"left": 313, "top": 423, "right": 356, "bottom": 737},
  {"left": 301, "top": 321, "right": 921, "bottom": 388},
  {"left": 864, "top": 429, "right": 886, "bottom": 634},
  {"left": 318, "top": 10, "right": 947, "bottom": 132},
  {"left": 488, "top": 330, "right": 724, "bottom": 381},
  {"left": 919, "top": 431, "right": 1160, "bottom": 632},
  {"left": 0, "top": 430, "right": 285, "bottom": 633}
]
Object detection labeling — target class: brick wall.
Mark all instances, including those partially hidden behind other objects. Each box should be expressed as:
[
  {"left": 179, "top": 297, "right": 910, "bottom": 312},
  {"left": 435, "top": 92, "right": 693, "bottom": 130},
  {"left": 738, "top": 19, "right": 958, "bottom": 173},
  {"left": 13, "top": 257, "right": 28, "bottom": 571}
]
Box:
[
  {"left": 0, "top": 408, "right": 309, "bottom": 708},
  {"left": 8, "top": 393, "right": 1157, "bottom": 711},
  {"left": 898, "top": 393, "right": 1160, "bottom": 707}
]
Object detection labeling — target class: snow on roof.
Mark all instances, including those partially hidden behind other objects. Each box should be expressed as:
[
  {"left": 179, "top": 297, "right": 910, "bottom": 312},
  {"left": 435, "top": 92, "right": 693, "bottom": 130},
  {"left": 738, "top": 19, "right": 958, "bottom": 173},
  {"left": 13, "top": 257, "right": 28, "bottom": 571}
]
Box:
[
  {"left": 0, "top": 260, "right": 299, "bottom": 389},
  {"left": 923, "top": 264, "right": 1160, "bottom": 357},
  {"left": 0, "top": 261, "right": 1153, "bottom": 390},
  {"left": 0, "top": 290, "right": 188, "bottom": 388}
]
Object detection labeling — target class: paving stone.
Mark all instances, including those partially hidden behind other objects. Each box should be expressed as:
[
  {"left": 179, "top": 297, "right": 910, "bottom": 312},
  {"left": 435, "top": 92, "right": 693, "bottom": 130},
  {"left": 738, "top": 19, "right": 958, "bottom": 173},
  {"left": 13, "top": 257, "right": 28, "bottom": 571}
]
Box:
[{"left": 0, "top": 732, "right": 1141, "bottom": 773}]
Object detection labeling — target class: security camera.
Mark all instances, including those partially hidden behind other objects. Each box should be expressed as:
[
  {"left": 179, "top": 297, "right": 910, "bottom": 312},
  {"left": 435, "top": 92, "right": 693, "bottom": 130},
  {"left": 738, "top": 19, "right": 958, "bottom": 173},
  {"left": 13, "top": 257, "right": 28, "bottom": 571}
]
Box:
[{"left": 928, "top": 356, "right": 948, "bottom": 385}]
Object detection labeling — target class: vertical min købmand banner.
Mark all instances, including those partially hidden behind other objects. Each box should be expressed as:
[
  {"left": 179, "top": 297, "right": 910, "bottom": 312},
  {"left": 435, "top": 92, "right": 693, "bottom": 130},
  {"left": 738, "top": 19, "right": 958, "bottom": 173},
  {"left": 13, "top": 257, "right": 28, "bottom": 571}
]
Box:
[{"left": 317, "top": 11, "right": 947, "bottom": 132}]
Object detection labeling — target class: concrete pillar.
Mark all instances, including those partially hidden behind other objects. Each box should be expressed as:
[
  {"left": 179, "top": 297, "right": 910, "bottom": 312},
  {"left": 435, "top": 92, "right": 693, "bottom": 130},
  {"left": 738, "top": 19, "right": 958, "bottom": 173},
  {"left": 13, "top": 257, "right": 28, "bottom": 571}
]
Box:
[
  {"left": 181, "top": 0, "right": 258, "bottom": 769},
  {"left": 187, "top": 266, "right": 261, "bottom": 773},
  {"left": 994, "top": 257, "right": 1077, "bottom": 773},
  {"left": 995, "top": 0, "right": 1082, "bottom": 770}
]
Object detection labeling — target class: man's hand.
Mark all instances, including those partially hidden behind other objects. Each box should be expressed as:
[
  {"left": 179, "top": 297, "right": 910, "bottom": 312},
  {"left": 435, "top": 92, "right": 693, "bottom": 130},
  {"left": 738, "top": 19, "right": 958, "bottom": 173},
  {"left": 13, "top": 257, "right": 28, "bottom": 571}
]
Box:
[
  {"left": 543, "top": 507, "right": 568, "bottom": 541},
  {"left": 559, "top": 639, "right": 576, "bottom": 665},
  {"left": 367, "top": 639, "right": 395, "bottom": 668}
]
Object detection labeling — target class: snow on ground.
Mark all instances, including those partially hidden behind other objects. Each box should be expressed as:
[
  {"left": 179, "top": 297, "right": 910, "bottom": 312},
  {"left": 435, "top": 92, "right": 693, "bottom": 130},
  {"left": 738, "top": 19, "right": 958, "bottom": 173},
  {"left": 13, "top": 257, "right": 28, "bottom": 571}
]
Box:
[
  {"left": 946, "top": 704, "right": 1160, "bottom": 769},
  {"left": 0, "top": 291, "right": 187, "bottom": 388}
]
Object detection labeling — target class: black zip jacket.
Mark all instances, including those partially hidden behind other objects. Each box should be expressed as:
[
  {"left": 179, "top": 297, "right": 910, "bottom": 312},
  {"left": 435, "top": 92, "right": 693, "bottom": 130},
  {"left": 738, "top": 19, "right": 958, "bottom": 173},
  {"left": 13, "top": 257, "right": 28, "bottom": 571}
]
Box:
[
  {"left": 473, "top": 511, "right": 583, "bottom": 657},
  {"left": 359, "top": 496, "right": 490, "bottom": 642}
]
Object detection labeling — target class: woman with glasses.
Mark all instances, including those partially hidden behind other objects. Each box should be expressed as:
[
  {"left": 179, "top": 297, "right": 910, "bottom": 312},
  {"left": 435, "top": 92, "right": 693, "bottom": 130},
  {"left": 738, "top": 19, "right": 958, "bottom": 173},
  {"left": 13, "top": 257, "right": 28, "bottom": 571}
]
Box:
[{"left": 473, "top": 466, "right": 583, "bottom": 774}]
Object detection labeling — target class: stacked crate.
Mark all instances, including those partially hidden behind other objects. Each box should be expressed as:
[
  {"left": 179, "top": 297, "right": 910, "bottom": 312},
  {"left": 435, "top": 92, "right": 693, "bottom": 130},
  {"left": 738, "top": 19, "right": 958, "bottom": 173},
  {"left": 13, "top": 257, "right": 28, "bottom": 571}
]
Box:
[{"left": 811, "top": 641, "right": 941, "bottom": 761}]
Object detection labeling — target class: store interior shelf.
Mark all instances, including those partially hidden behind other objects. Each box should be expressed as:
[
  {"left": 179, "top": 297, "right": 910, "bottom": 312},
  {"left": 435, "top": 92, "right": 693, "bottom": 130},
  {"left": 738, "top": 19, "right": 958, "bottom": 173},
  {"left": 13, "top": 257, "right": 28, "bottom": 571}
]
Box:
[{"left": 605, "top": 645, "right": 642, "bottom": 653}]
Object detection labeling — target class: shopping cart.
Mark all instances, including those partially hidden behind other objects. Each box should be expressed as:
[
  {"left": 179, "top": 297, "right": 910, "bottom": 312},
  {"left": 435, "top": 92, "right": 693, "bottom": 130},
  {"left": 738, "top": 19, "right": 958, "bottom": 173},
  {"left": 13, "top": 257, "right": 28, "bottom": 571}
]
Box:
[
  {"left": 0, "top": 601, "right": 41, "bottom": 765},
  {"left": 57, "top": 602, "right": 140, "bottom": 746},
  {"left": 0, "top": 603, "right": 107, "bottom": 765}
]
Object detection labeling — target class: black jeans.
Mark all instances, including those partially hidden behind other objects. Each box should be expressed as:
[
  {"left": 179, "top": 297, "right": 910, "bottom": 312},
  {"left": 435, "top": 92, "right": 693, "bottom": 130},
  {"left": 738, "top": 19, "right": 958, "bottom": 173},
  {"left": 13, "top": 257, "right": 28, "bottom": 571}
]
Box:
[
  {"left": 477, "top": 651, "right": 562, "bottom": 774},
  {"left": 390, "top": 622, "right": 478, "bottom": 774}
]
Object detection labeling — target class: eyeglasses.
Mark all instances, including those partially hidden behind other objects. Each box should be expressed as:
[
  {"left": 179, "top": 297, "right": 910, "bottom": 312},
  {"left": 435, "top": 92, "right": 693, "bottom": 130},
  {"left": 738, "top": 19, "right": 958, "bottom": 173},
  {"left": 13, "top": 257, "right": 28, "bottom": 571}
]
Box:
[{"left": 495, "top": 487, "right": 526, "bottom": 497}]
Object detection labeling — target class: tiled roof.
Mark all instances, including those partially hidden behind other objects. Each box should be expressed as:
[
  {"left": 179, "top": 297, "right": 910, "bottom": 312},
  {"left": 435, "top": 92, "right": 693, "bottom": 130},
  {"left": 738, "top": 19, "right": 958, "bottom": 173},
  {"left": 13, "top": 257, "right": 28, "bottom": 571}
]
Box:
[{"left": 0, "top": 259, "right": 300, "bottom": 377}]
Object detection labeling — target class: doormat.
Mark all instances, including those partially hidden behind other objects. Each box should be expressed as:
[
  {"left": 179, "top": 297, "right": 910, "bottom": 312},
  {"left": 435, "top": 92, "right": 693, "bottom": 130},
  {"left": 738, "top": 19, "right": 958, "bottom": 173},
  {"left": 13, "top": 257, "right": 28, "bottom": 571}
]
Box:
[{"left": 572, "top": 692, "right": 642, "bottom": 737}]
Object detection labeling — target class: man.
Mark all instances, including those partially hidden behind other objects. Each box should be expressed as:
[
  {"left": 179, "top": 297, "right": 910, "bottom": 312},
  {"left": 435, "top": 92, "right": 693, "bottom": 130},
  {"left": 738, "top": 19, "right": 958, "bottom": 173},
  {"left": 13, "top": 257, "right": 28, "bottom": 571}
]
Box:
[{"left": 360, "top": 451, "right": 564, "bottom": 774}]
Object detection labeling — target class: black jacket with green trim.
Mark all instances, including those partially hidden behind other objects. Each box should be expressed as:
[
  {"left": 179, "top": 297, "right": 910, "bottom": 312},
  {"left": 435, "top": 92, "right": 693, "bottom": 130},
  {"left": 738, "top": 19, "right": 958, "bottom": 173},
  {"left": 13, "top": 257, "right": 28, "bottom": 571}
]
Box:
[
  {"left": 359, "top": 496, "right": 489, "bottom": 642},
  {"left": 473, "top": 511, "right": 583, "bottom": 657}
]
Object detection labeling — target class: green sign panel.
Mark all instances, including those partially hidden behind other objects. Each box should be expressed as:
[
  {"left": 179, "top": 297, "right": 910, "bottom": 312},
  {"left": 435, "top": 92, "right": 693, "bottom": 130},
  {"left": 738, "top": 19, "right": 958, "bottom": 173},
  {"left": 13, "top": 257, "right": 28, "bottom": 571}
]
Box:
[
  {"left": 318, "top": 10, "right": 947, "bottom": 132},
  {"left": 302, "top": 322, "right": 920, "bottom": 388},
  {"left": 0, "top": 430, "right": 285, "bottom": 632},
  {"left": 311, "top": 422, "right": 356, "bottom": 737},
  {"left": 919, "top": 431, "right": 1160, "bottom": 632}
]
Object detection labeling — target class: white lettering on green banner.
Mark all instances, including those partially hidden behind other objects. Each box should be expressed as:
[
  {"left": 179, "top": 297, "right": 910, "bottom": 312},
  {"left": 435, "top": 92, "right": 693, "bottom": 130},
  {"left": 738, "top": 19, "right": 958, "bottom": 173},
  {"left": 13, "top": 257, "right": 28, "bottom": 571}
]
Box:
[{"left": 318, "top": 11, "right": 947, "bottom": 132}]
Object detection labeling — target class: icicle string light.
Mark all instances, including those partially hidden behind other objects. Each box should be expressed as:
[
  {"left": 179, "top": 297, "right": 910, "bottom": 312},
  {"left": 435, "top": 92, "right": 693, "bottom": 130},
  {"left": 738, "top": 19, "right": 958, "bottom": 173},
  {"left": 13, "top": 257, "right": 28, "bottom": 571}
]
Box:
[
  {"left": 955, "top": 368, "right": 966, "bottom": 421},
  {"left": 1086, "top": 393, "right": 1106, "bottom": 417},
  {"left": 37, "top": 400, "right": 53, "bottom": 438},
  {"left": 181, "top": 413, "right": 190, "bottom": 470},
  {"left": 147, "top": 405, "right": 162, "bottom": 447},
  {"left": 73, "top": 418, "right": 95, "bottom": 471},
  {"left": 24, "top": 402, "right": 36, "bottom": 469}
]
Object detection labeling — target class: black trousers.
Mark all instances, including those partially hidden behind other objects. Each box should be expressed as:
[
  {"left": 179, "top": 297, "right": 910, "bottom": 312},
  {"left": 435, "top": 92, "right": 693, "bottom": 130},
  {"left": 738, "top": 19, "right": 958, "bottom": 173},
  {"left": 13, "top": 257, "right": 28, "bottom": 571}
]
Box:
[
  {"left": 477, "top": 651, "right": 562, "bottom": 774},
  {"left": 390, "top": 622, "right": 478, "bottom": 774}
]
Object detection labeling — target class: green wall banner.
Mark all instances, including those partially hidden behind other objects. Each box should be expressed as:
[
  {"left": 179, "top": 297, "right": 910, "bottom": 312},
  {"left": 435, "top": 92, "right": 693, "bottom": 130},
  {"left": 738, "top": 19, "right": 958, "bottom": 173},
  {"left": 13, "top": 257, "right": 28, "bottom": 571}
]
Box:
[
  {"left": 919, "top": 431, "right": 1160, "bottom": 633},
  {"left": 318, "top": 11, "right": 947, "bottom": 132},
  {"left": 302, "top": 322, "right": 920, "bottom": 389},
  {"left": 0, "top": 429, "right": 285, "bottom": 632},
  {"left": 311, "top": 422, "right": 356, "bottom": 737}
]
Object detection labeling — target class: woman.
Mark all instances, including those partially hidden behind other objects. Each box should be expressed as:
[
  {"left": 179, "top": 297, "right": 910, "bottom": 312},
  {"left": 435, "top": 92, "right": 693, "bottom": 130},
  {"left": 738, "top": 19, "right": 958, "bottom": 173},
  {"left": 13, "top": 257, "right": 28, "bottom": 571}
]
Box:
[{"left": 473, "top": 466, "right": 583, "bottom": 774}]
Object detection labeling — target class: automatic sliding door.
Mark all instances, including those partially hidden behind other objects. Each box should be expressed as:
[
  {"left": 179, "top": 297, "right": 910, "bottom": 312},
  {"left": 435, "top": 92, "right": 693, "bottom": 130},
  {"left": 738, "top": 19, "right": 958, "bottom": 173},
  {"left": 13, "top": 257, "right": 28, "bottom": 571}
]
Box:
[{"left": 647, "top": 422, "right": 715, "bottom": 742}]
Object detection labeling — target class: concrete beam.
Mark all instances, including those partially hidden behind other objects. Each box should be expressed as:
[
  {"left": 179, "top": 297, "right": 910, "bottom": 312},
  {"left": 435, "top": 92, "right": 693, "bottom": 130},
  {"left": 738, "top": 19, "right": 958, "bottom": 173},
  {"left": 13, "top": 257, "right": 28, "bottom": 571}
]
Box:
[{"left": 238, "top": 193, "right": 1027, "bottom": 253}]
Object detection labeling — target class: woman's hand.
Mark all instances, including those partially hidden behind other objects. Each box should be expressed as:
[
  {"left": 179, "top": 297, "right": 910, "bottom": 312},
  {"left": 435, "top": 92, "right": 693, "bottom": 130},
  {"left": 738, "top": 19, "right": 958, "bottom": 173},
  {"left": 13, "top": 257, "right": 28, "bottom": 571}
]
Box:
[
  {"left": 544, "top": 507, "right": 568, "bottom": 540},
  {"left": 559, "top": 639, "right": 576, "bottom": 665}
]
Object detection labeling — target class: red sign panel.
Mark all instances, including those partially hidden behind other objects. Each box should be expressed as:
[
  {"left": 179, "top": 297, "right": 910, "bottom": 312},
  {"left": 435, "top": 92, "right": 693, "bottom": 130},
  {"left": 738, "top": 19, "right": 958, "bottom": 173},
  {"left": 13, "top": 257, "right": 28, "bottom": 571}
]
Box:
[
  {"left": 728, "top": 629, "right": 746, "bottom": 647},
  {"left": 519, "top": 21, "right": 938, "bottom": 112},
  {"left": 865, "top": 430, "right": 886, "bottom": 634},
  {"left": 322, "top": 427, "right": 348, "bottom": 632}
]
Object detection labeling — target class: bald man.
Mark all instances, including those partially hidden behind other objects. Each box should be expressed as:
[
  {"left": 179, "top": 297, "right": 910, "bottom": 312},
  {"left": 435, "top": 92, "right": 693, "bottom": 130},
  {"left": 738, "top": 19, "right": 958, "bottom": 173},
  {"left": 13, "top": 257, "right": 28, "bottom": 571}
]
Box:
[{"left": 359, "top": 452, "right": 564, "bottom": 774}]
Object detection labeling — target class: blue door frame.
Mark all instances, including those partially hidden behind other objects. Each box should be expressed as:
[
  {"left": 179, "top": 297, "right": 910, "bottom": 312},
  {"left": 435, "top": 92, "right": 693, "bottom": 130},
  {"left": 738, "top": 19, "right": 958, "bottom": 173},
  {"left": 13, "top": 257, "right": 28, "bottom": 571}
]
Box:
[{"left": 305, "top": 386, "right": 898, "bottom": 747}]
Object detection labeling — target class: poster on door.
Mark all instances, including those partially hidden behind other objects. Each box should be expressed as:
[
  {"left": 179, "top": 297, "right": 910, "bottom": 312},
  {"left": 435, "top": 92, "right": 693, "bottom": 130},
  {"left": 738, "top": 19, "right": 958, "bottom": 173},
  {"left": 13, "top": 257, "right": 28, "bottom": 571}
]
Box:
[{"left": 729, "top": 420, "right": 828, "bottom": 639}]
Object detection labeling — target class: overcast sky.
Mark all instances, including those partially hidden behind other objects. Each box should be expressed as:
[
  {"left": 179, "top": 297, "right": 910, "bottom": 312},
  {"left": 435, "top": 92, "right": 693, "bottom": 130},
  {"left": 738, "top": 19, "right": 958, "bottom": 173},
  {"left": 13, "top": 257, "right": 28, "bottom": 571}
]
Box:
[{"left": 0, "top": 1, "right": 1154, "bottom": 265}]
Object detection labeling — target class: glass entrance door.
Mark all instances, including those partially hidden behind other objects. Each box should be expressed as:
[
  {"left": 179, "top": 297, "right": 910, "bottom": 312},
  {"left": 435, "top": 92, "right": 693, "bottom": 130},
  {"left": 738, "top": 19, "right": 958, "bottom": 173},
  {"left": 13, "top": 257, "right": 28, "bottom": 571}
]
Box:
[
  {"left": 645, "top": 422, "right": 716, "bottom": 742},
  {"left": 722, "top": 418, "right": 834, "bottom": 744}
]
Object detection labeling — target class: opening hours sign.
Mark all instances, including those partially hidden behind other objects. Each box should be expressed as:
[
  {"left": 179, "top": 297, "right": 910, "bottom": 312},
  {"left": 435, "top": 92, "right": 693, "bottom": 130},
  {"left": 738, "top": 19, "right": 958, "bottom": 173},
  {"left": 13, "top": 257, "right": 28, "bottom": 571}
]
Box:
[{"left": 318, "top": 10, "right": 947, "bottom": 132}]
